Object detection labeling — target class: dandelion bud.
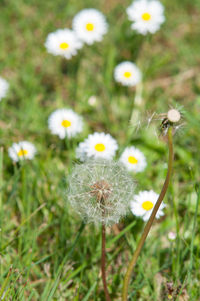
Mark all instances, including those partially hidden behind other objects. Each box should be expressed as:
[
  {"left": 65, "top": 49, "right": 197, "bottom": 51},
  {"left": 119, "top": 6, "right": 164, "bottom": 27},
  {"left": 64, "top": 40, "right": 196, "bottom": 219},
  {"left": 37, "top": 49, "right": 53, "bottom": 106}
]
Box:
[{"left": 67, "top": 159, "right": 135, "bottom": 226}]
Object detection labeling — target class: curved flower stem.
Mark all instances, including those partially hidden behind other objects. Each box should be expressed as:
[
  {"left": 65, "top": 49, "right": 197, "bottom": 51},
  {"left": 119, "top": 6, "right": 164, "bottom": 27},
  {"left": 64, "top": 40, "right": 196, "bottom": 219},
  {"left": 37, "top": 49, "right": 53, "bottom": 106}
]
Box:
[
  {"left": 101, "top": 222, "right": 111, "bottom": 301},
  {"left": 122, "top": 127, "right": 174, "bottom": 301}
]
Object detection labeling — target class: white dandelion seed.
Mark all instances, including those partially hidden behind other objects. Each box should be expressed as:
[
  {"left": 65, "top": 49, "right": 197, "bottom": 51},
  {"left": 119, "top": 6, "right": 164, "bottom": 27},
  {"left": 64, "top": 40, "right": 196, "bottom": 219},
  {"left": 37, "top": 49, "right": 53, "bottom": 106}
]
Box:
[
  {"left": 8, "top": 141, "right": 37, "bottom": 162},
  {"left": 48, "top": 108, "right": 83, "bottom": 139},
  {"left": 120, "top": 146, "right": 147, "bottom": 173},
  {"left": 45, "top": 29, "right": 82, "bottom": 59},
  {"left": 72, "top": 9, "right": 108, "bottom": 45},
  {"left": 130, "top": 190, "right": 166, "bottom": 221},
  {"left": 0, "top": 77, "right": 9, "bottom": 101},
  {"left": 68, "top": 159, "right": 135, "bottom": 225},
  {"left": 126, "top": 0, "right": 165, "bottom": 35},
  {"left": 114, "top": 61, "right": 142, "bottom": 87},
  {"left": 76, "top": 132, "right": 118, "bottom": 161}
]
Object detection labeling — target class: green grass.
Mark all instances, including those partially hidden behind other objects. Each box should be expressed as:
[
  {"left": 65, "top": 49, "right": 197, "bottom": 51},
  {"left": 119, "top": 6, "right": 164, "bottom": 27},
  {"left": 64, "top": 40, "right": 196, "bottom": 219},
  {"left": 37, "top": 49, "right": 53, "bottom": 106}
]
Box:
[{"left": 0, "top": 0, "right": 200, "bottom": 300}]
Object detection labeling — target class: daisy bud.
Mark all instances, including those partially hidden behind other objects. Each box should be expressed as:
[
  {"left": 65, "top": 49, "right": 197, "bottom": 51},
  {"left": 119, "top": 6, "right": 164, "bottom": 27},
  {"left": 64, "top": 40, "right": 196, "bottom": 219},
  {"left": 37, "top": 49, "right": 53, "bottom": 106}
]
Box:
[{"left": 68, "top": 159, "right": 135, "bottom": 226}]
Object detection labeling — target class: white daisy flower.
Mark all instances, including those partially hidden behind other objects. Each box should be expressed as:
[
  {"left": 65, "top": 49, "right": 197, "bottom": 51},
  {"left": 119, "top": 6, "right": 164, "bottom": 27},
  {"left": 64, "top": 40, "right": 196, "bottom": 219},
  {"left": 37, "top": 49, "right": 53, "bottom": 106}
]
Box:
[
  {"left": 45, "top": 29, "right": 82, "bottom": 59},
  {"left": 0, "top": 77, "right": 9, "bottom": 101},
  {"left": 8, "top": 141, "right": 37, "bottom": 162},
  {"left": 130, "top": 190, "right": 166, "bottom": 221},
  {"left": 114, "top": 61, "right": 142, "bottom": 87},
  {"left": 48, "top": 108, "right": 83, "bottom": 139},
  {"left": 76, "top": 132, "right": 118, "bottom": 161},
  {"left": 120, "top": 146, "right": 147, "bottom": 173},
  {"left": 72, "top": 9, "right": 108, "bottom": 45},
  {"left": 126, "top": 0, "right": 165, "bottom": 35}
]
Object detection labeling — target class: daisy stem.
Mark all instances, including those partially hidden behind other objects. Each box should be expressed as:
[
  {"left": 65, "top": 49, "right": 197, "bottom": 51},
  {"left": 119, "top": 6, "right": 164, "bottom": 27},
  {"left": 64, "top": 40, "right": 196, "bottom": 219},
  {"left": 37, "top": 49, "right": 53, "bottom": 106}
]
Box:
[
  {"left": 101, "top": 222, "right": 111, "bottom": 301},
  {"left": 122, "top": 126, "right": 174, "bottom": 301}
]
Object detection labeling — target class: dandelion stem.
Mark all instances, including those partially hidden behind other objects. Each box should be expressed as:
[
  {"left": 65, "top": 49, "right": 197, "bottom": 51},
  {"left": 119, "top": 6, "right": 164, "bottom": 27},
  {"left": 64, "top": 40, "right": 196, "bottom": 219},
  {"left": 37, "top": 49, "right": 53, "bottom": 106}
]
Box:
[
  {"left": 122, "top": 126, "right": 174, "bottom": 301},
  {"left": 101, "top": 222, "right": 111, "bottom": 301}
]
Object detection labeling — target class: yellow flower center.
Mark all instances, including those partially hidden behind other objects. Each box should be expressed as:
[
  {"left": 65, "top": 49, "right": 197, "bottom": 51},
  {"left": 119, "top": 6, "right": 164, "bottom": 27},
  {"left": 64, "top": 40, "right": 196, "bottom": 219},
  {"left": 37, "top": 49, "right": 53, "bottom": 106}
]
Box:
[
  {"left": 124, "top": 71, "right": 132, "bottom": 78},
  {"left": 61, "top": 120, "right": 71, "bottom": 128},
  {"left": 60, "top": 42, "right": 69, "bottom": 50},
  {"left": 86, "top": 23, "right": 94, "bottom": 31},
  {"left": 142, "top": 201, "right": 154, "bottom": 211},
  {"left": 142, "top": 12, "right": 151, "bottom": 21},
  {"left": 95, "top": 143, "right": 105, "bottom": 152},
  {"left": 128, "top": 156, "right": 138, "bottom": 164},
  {"left": 18, "top": 149, "right": 28, "bottom": 157}
]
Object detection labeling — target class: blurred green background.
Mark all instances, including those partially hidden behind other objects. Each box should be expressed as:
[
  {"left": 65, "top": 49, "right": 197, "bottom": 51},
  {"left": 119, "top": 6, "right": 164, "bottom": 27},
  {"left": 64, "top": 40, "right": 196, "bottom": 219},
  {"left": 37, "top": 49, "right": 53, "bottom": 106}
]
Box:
[{"left": 0, "top": 0, "right": 200, "bottom": 300}]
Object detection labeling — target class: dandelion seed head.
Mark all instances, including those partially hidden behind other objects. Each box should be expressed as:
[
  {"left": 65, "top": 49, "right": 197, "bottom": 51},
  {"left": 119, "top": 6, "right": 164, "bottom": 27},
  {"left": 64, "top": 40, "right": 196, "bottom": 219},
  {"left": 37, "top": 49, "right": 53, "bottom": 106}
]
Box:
[
  {"left": 68, "top": 159, "right": 135, "bottom": 226},
  {"left": 167, "top": 109, "right": 181, "bottom": 123}
]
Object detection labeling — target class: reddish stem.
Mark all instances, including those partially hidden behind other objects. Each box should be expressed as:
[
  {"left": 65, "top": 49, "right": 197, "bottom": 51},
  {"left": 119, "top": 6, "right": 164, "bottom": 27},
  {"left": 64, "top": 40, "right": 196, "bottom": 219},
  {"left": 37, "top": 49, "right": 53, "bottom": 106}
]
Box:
[{"left": 101, "top": 223, "right": 111, "bottom": 301}]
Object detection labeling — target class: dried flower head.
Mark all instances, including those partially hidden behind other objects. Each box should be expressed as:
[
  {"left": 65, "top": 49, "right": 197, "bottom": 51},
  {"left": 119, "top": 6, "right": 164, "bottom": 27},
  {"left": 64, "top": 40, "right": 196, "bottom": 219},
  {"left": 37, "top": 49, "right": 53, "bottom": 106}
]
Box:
[
  {"left": 68, "top": 159, "right": 135, "bottom": 226},
  {"left": 167, "top": 109, "right": 181, "bottom": 123},
  {"left": 138, "top": 106, "right": 185, "bottom": 138},
  {"left": 159, "top": 107, "right": 184, "bottom": 136}
]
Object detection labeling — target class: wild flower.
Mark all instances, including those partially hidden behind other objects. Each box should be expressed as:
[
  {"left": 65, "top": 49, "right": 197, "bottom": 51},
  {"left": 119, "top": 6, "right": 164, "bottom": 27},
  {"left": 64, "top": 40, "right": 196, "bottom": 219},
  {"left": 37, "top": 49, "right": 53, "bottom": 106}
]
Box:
[
  {"left": 48, "top": 108, "right": 83, "bottom": 139},
  {"left": 8, "top": 141, "right": 37, "bottom": 162},
  {"left": 68, "top": 159, "right": 135, "bottom": 226},
  {"left": 88, "top": 95, "right": 97, "bottom": 106},
  {"left": 72, "top": 9, "right": 108, "bottom": 45},
  {"left": 168, "top": 231, "right": 176, "bottom": 241},
  {"left": 76, "top": 132, "right": 118, "bottom": 161},
  {"left": 114, "top": 61, "right": 142, "bottom": 87},
  {"left": 0, "top": 77, "right": 9, "bottom": 101},
  {"left": 126, "top": 0, "right": 165, "bottom": 35},
  {"left": 120, "top": 146, "right": 147, "bottom": 172},
  {"left": 45, "top": 29, "right": 82, "bottom": 59},
  {"left": 130, "top": 190, "right": 166, "bottom": 221}
]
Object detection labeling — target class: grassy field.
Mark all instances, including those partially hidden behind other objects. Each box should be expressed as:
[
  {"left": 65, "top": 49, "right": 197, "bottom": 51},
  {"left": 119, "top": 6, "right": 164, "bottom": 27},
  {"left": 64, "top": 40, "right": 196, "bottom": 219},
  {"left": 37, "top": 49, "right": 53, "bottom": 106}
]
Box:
[{"left": 0, "top": 0, "right": 200, "bottom": 300}]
